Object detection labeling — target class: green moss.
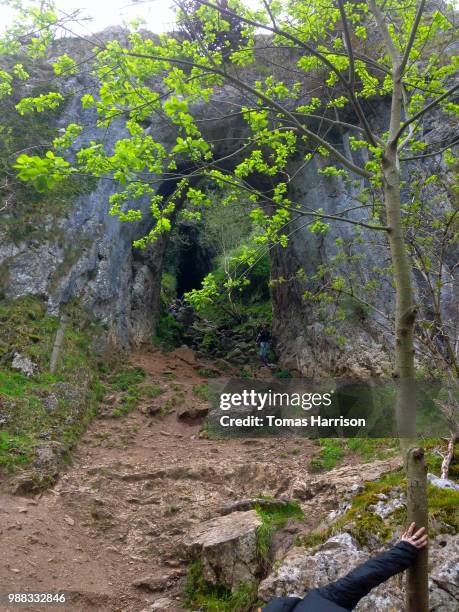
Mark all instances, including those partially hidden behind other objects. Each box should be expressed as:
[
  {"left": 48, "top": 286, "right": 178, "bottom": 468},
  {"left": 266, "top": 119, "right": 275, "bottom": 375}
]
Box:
[
  {"left": 301, "top": 471, "right": 405, "bottom": 549},
  {"left": 428, "top": 484, "right": 459, "bottom": 531},
  {"left": 301, "top": 466, "right": 458, "bottom": 552},
  {"left": 344, "top": 511, "right": 392, "bottom": 547},
  {"left": 184, "top": 558, "right": 259, "bottom": 612}
]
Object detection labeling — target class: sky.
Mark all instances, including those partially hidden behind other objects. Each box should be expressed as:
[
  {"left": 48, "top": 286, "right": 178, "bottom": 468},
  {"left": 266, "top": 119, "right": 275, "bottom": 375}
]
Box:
[
  {"left": 0, "top": 0, "right": 259, "bottom": 35},
  {"left": 0, "top": 0, "right": 179, "bottom": 34}
]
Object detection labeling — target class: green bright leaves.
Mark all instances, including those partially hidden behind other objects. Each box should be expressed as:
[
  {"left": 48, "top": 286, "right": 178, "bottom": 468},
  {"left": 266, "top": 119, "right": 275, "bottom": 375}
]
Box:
[
  {"left": 52, "top": 54, "right": 77, "bottom": 76},
  {"left": 14, "top": 151, "right": 70, "bottom": 191},
  {"left": 16, "top": 92, "right": 63, "bottom": 115}
]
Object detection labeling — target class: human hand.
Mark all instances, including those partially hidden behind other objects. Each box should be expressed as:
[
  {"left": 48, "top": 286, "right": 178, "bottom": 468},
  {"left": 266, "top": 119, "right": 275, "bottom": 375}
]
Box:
[{"left": 401, "top": 522, "right": 428, "bottom": 549}]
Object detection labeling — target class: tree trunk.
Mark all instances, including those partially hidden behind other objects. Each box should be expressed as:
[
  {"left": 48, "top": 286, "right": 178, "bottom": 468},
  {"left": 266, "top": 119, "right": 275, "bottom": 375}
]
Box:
[
  {"left": 382, "top": 116, "right": 429, "bottom": 610},
  {"left": 406, "top": 448, "right": 429, "bottom": 610}
]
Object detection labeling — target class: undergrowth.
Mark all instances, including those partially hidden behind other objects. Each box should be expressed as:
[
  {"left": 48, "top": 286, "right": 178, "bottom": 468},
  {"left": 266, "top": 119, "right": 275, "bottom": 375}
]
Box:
[{"left": 0, "top": 296, "right": 103, "bottom": 474}]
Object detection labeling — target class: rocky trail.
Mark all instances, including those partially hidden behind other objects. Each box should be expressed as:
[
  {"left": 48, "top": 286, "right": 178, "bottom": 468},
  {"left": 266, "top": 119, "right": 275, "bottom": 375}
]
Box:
[
  {"left": 0, "top": 349, "right": 317, "bottom": 611},
  {"left": 0, "top": 348, "right": 440, "bottom": 612}
]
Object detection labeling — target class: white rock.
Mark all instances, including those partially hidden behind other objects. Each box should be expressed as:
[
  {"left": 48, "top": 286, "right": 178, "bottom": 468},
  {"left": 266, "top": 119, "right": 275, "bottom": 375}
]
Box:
[
  {"left": 369, "top": 496, "right": 405, "bottom": 519},
  {"left": 427, "top": 473, "right": 459, "bottom": 492},
  {"left": 11, "top": 353, "right": 37, "bottom": 377}
]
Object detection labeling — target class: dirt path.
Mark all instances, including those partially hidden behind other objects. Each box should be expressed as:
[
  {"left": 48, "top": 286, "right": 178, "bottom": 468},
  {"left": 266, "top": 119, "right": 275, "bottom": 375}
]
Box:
[{"left": 0, "top": 349, "right": 319, "bottom": 611}]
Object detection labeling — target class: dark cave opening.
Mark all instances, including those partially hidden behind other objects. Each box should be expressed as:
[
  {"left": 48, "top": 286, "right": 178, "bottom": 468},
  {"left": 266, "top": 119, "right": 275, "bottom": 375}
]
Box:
[{"left": 171, "top": 222, "right": 216, "bottom": 297}]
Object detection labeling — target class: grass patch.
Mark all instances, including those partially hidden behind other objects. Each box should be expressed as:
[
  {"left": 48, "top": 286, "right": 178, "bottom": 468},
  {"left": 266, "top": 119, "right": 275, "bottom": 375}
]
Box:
[
  {"left": 108, "top": 367, "right": 146, "bottom": 391},
  {"left": 197, "top": 368, "right": 219, "bottom": 378},
  {"left": 346, "top": 438, "right": 398, "bottom": 460},
  {"left": 192, "top": 383, "right": 209, "bottom": 401},
  {"left": 274, "top": 369, "right": 292, "bottom": 379},
  {"left": 142, "top": 384, "right": 164, "bottom": 399},
  {"left": 0, "top": 431, "right": 35, "bottom": 470},
  {"left": 309, "top": 439, "right": 398, "bottom": 472},
  {"left": 310, "top": 439, "right": 345, "bottom": 471},
  {"left": 105, "top": 366, "right": 148, "bottom": 417},
  {"left": 184, "top": 558, "right": 259, "bottom": 612},
  {"left": 255, "top": 500, "right": 304, "bottom": 561}
]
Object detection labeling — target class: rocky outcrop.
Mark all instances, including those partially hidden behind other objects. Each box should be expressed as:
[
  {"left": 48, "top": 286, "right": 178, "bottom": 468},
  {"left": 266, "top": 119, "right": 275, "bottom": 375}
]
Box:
[
  {"left": 287, "top": 456, "right": 402, "bottom": 503},
  {"left": 258, "top": 532, "right": 459, "bottom": 611}
]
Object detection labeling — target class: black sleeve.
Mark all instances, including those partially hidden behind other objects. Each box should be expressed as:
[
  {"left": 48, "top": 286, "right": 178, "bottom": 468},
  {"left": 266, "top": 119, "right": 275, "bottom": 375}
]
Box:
[
  {"left": 317, "top": 541, "right": 419, "bottom": 610},
  {"left": 262, "top": 596, "right": 301, "bottom": 612}
]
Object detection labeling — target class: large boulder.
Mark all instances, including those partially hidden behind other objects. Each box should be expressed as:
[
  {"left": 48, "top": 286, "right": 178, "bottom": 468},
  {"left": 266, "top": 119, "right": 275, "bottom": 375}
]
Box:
[
  {"left": 288, "top": 457, "right": 402, "bottom": 502},
  {"left": 183, "top": 510, "right": 262, "bottom": 590},
  {"left": 176, "top": 403, "right": 208, "bottom": 421},
  {"left": 173, "top": 346, "right": 196, "bottom": 366}
]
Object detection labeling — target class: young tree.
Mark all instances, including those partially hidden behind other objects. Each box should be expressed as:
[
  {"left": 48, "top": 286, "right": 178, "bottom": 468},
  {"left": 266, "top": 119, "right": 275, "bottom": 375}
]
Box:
[{"left": 2, "top": 1, "right": 458, "bottom": 608}]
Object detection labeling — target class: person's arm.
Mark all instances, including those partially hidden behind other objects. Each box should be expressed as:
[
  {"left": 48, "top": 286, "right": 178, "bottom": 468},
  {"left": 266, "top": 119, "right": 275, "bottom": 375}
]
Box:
[
  {"left": 317, "top": 523, "right": 428, "bottom": 610},
  {"left": 261, "top": 596, "right": 301, "bottom": 611}
]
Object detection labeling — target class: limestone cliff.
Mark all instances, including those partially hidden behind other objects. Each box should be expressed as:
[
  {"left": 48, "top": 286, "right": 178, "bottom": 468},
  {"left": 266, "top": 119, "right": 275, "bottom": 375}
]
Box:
[{"left": 0, "top": 31, "right": 457, "bottom": 372}]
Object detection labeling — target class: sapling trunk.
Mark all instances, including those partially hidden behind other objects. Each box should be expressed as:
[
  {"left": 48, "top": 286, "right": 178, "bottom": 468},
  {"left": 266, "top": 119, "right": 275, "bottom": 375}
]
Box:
[
  {"left": 383, "top": 127, "right": 429, "bottom": 611},
  {"left": 406, "top": 448, "right": 429, "bottom": 610},
  {"left": 50, "top": 313, "right": 68, "bottom": 375}
]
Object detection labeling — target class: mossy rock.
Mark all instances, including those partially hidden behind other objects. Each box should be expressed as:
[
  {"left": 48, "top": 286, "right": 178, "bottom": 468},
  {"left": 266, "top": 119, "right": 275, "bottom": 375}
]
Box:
[{"left": 342, "top": 512, "right": 392, "bottom": 547}]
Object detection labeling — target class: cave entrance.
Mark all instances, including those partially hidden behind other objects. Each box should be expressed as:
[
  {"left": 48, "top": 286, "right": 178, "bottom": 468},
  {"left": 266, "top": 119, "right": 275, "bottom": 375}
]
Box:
[{"left": 168, "top": 221, "right": 216, "bottom": 297}]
